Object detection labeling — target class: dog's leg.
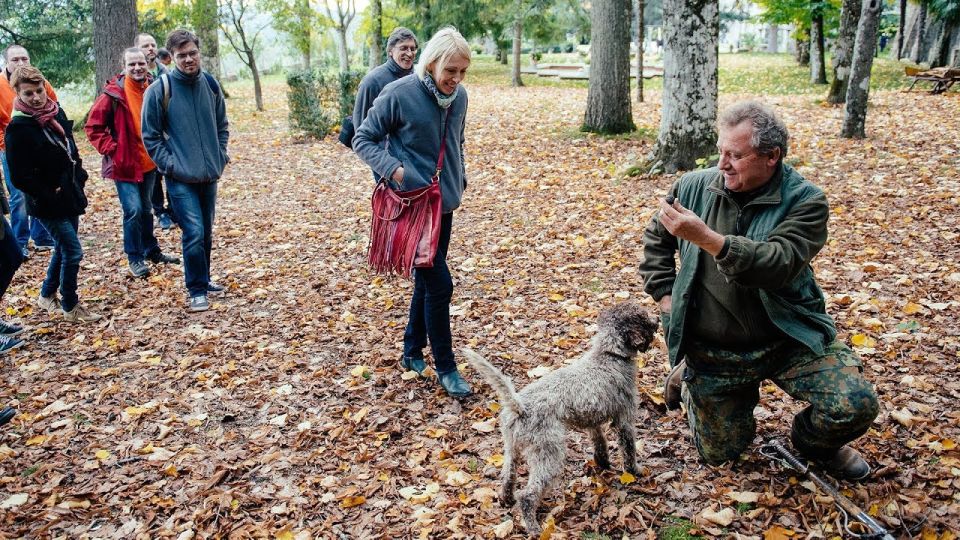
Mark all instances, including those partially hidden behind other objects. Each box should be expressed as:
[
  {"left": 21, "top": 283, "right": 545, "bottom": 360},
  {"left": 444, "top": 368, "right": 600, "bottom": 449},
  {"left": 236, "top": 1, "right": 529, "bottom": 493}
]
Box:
[
  {"left": 517, "top": 445, "right": 563, "bottom": 536},
  {"left": 499, "top": 428, "right": 517, "bottom": 506},
  {"left": 614, "top": 414, "right": 639, "bottom": 475},
  {"left": 588, "top": 427, "right": 611, "bottom": 470}
]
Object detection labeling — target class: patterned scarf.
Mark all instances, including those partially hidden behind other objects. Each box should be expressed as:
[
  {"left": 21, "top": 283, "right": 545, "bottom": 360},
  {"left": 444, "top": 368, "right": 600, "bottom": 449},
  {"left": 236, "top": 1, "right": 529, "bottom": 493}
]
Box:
[
  {"left": 421, "top": 74, "right": 458, "bottom": 109},
  {"left": 14, "top": 95, "right": 65, "bottom": 138}
]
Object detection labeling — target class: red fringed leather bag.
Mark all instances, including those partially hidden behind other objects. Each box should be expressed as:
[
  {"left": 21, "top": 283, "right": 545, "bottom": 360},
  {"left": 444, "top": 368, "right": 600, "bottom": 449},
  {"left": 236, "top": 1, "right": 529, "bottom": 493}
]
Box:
[{"left": 367, "top": 115, "right": 448, "bottom": 278}]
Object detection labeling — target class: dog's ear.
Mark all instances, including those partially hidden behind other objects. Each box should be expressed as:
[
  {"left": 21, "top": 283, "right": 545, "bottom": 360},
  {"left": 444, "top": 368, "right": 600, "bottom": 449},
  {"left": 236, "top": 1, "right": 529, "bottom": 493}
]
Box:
[{"left": 599, "top": 301, "right": 658, "bottom": 352}]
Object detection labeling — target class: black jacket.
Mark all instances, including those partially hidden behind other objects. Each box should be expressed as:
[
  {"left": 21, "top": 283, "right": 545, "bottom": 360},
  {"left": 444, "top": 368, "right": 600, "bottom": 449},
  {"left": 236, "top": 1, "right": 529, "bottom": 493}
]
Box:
[{"left": 4, "top": 108, "right": 88, "bottom": 218}]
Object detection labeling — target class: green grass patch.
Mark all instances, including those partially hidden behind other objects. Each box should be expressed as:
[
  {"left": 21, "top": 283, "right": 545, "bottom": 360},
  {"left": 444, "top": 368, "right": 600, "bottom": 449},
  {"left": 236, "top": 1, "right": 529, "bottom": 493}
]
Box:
[
  {"left": 22, "top": 465, "right": 39, "bottom": 477},
  {"left": 658, "top": 516, "right": 699, "bottom": 540}
]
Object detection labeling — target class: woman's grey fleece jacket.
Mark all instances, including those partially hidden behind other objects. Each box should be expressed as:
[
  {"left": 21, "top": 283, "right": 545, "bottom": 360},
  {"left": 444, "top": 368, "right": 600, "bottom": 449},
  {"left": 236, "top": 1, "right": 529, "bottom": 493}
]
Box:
[{"left": 352, "top": 76, "right": 467, "bottom": 214}]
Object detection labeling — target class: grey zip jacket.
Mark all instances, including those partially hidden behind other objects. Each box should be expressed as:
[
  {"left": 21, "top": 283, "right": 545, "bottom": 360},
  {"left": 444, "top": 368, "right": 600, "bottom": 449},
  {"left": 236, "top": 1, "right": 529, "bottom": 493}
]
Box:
[
  {"left": 141, "top": 68, "right": 229, "bottom": 183},
  {"left": 353, "top": 75, "right": 467, "bottom": 214}
]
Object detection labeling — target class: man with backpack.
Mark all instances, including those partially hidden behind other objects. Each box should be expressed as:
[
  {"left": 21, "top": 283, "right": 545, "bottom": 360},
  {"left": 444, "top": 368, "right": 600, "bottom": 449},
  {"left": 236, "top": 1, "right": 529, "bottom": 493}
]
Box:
[
  {"left": 141, "top": 29, "right": 229, "bottom": 313},
  {"left": 85, "top": 48, "right": 180, "bottom": 279}
]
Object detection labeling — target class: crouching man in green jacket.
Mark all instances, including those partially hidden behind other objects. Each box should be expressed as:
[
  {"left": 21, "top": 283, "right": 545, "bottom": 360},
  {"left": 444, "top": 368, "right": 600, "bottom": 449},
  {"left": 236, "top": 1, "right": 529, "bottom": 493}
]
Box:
[{"left": 639, "top": 101, "right": 879, "bottom": 481}]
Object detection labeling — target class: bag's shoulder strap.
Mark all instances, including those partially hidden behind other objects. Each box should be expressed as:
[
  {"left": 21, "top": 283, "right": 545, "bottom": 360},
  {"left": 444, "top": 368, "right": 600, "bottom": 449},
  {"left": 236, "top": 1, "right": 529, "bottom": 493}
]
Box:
[
  {"left": 434, "top": 110, "right": 451, "bottom": 181},
  {"left": 161, "top": 73, "right": 171, "bottom": 112}
]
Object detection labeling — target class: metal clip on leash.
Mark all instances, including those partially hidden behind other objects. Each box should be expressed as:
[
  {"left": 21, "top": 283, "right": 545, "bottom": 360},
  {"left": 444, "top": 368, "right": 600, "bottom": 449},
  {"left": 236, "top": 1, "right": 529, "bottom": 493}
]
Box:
[{"left": 760, "top": 440, "right": 895, "bottom": 540}]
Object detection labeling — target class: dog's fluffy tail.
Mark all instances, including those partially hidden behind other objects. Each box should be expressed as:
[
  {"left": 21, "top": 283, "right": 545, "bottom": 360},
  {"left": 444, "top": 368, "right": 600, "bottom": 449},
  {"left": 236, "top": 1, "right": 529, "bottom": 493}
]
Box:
[{"left": 461, "top": 348, "right": 525, "bottom": 415}]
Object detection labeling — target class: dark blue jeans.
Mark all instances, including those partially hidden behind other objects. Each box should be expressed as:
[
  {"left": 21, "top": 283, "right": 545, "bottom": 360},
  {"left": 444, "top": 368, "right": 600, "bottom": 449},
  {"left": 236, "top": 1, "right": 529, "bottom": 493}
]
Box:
[
  {"left": 404, "top": 212, "right": 455, "bottom": 374},
  {"left": 2, "top": 151, "right": 53, "bottom": 249},
  {"left": 0, "top": 217, "right": 23, "bottom": 299},
  {"left": 37, "top": 216, "right": 82, "bottom": 312},
  {"left": 151, "top": 172, "right": 176, "bottom": 220},
  {"left": 166, "top": 179, "right": 216, "bottom": 297},
  {"left": 115, "top": 171, "right": 160, "bottom": 263}
]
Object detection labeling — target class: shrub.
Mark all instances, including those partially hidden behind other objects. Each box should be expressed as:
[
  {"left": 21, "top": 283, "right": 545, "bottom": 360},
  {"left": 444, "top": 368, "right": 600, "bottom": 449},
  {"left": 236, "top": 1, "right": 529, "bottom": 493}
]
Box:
[{"left": 286, "top": 68, "right": 366, "bottom": 138}]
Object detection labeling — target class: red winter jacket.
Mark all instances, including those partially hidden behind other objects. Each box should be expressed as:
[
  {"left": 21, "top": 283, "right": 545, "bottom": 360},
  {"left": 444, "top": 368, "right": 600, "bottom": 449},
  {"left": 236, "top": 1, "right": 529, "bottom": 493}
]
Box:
[{"left": 84, "top": 74, "right": 153, "bottom": 183}]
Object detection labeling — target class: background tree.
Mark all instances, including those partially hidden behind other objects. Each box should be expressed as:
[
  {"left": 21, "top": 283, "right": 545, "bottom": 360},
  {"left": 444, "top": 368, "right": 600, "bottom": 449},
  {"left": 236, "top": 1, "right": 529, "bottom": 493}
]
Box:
[
  {"left": 369, "top": 0, "right": 383, "bottom": 68},
  {"left": 0, "top": 0, "right": 92, "bottom": 86},
  {"left": 636, "top": 0, "right": 644, "bottom": 102},
  {"left": 810, "top": 0, "right": 828, "bottom": 83},
  {"left": 910, "top": 0, "right": 928, "bottom": 62},
  {"left": 927, "top": 0, "right": 959, "bottom": 66},
  {"left": 193, "top": 0, "right": 225, "bottom": 86},
  {"left": 262, "top": 0, "right": 318, "bottom": 69},
  {"left": 92, "top": 0, "right": 137, "bottom": 92},
  {"left": 897, "top": 0, "right": 908, "bottom": 57},
  {"left": 841, "top": 0, "right": 881, "bottom": 138},
  {"left": 221, "top": 0, "right": 266, "bottom": 110},
  {"left": 826, "top": 0, "right": 861, "bottom": 102},
  {"left": 322, "top": 0, "right": 356, "bottom": 73},
  {"left": 650, "top": 0, "right": 718, "bottom": 172},
  {"left": 582, "top": 0, "right": 634, "bottom": 133}
]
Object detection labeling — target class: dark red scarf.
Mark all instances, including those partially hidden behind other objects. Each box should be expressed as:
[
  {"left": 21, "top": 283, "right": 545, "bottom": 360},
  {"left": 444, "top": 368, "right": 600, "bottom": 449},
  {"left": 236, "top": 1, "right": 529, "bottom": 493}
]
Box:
[{"left": 14, "top": 95, "right": 65, "bottom": 138}]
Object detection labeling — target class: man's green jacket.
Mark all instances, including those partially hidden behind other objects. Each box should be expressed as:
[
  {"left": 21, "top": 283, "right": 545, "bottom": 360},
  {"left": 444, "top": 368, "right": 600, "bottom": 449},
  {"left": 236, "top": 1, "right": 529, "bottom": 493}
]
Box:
[{"left": 640, "top": 165, "right": 837, "bottom": 366}]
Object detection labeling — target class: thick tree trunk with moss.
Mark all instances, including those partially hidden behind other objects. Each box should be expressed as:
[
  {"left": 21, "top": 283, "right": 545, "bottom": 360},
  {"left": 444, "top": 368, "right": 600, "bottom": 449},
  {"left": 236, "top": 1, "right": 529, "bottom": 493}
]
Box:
[
  {"left": 810, "top": 2, "right": 828, "bottom": 84},
  {"left": 827, "top": 0, "right": 861, "bottom": 103},
  {"left": 583, "top": 0, "right": 634, "bottom": 133},
  {"left": 842, "top": 0, "right": 882, "bottom": 139},
  {"left": 92, "top": 0, "right": 136, "bottom": 92},
  {"left": 910, "top": 2, "right": 927, "bottom": 63},
  {"left": 650, "top": 0, "right": 718, "bottom": 172}
]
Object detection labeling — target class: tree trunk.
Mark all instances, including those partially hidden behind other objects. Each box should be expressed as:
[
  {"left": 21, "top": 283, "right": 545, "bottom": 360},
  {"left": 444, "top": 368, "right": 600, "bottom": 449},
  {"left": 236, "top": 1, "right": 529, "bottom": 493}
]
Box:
[
  {"left": 928, "top": 22, "right": 953, "bottom": 67},
  {"left": 910, "top": 2, "right": 927, "bottom": 63},
  {"left": 650, "top": 0, "right": 718, "bottom": 172},
  {"left": 337, "top": 27, "right": 350, "bottom": 73},
  {"left": 92, "top": 0, "right": 137, "bottom": 92},
  {"left": 194, "top": 0, "right": 222, "bottom": 80},
  {"left": 246, "top": 50, "right": 263, "bottom": 111},
  {"left": 810, "top": 3, "right": 827, "bottom": 84},
  {"left": 511, "top": 11, "right": 524, "bottom": 87},
  {"left": 303, "top": 48, "right": 312, "bottom": 70},
  {"left": 827, "top": 0, "right": 862, "bottom": 103},
  {"left": 796, "top": 37, "right": 810, "bottom": 65},
  {"left": 636, "top": 0, "right": 644, "bottom": 102},
  {"left": 841, "top": 0, "right": 882, "bottom": 139},
  {"left": 583, "top": 0, "right": 635, "bottom": 134},
  {"left": 369, "top": 0, "right": 383, "bottom": 69},
  {"left": 896, "top": 0, "right": 907, "bottom": 59}
]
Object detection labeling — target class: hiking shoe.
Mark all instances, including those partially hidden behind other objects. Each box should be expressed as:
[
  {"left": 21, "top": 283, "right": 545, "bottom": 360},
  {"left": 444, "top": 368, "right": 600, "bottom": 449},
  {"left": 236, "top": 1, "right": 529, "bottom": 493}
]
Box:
[
  {"left": 206, "top": 282, "right": 225, "bottom": 297},
  {"left": 400, "top": 355, "right": 428, "bottom": 376},
  {"left": 438, "top": 369, "right": 473, "bottom": 398},
  {"left": 0, "top": 319, "right": 23, "bottom": 337},
  {"left": 37, "top": 294, "right": 60, "bottom": 313},
  {"left": 158, "top": 213, "right": 173, "bottom": 231},
  {"left": 0, "top": 407, "right": 15, "bottom": 426},
  {"left": 188, "top": 295, "right": 210, "bottom": 313},
  {"left": 33, "top": 243, "right": 54, "bottom": 252},
  {"left": 129, "top": 260, "right": 150, "bottom": 278},
  {"left": 0, "top": 334, "right": 24, "bottom": 355},
  {"left": 20, "top": 247, "right": 29, "bottom": 260},
  {"left": 63, "top": 304, "right": 103, "bottom": 323},
  {"left": 814, "top": 445, "right": 871, "bottom": 482},
  {"left": 148, "top": 252, "right": 181, "bottom": 265}
]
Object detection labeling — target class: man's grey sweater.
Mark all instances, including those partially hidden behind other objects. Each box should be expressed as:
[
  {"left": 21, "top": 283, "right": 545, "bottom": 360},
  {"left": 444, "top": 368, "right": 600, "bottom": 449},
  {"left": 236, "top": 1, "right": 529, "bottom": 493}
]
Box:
[
  {"left": 352, "top": 75, "right": 467, "bottom": 214},
  {"left": 352, "top": 57, "right": 412, "bottom": 132},
  {"left": 141, "top": 68, "right": 229, "bottom": 184}
]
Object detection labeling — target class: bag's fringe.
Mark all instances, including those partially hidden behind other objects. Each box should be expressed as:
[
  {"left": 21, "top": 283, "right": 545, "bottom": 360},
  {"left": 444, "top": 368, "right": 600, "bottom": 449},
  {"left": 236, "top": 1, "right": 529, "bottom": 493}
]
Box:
[{"left": 368, "top": 182, "right": 441, "bottom": 278}]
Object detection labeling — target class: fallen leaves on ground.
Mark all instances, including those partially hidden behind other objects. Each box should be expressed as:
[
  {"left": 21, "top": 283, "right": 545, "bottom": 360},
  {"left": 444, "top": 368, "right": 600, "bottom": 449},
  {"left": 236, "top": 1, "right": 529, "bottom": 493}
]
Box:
[{"left": 0, "top": 79, "right": 958, "bottom": 538}]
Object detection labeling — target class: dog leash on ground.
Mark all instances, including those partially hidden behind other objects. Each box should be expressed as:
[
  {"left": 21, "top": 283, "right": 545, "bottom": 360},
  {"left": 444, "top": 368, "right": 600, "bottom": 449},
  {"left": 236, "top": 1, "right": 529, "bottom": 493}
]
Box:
[{"left": 760, "top": 439, "right": 894, "bottom": 540}]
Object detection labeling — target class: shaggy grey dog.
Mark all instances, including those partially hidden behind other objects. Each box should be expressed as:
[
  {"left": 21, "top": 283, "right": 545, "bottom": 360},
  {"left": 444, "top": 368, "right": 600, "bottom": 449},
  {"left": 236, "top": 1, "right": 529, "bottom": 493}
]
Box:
[{"left": 462, "top": 301, "right": 658, "bottom": 536}]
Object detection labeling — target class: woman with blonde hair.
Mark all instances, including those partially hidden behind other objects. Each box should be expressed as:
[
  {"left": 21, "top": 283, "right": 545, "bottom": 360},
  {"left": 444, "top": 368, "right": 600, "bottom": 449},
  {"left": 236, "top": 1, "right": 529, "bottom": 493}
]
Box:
[{"left": 353, "top": 27, "right": 472, "bottom": 398}]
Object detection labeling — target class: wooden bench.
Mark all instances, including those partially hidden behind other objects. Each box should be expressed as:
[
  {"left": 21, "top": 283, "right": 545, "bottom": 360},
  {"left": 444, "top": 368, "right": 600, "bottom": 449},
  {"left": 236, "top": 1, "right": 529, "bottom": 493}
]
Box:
[{"left": 905, "top": 66, "right": 960, "bottom": 94}]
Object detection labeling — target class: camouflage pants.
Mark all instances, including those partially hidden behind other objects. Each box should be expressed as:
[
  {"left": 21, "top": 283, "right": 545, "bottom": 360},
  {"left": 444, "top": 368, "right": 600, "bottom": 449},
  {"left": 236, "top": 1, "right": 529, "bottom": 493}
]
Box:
[{"left": 680, "top": 340, "right": 880, "bottom": 465}]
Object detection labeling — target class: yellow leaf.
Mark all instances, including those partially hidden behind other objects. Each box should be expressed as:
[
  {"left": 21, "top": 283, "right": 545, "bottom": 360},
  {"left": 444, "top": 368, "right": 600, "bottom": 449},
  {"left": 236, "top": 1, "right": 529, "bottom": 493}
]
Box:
[
  {"left": 425, "top": 427, "right": 448, "bottom": 438},
  {"left": 25, "top": 435, "right": 48, "bottom": 446},
  {"left": 850, "top": 334, "right": 876, "bottom": 348},
  {"left": 350, "top": 365, "right": 370, "bottom": 378},
  {"left": 539, "top": 515, "right": 556, "bottom": 539},
  {"left": 401, "top": 370, "right": 419, "bottom": 380},
  {"left": 124, "top": 406, "right": 149, "bottom": 416},
  {"left": 548, "top": 293, "right": 564, "bottom": 302},
  {"left": 941, "top": 438, "right": 957, "bottom": 451},
  {"left": 163, "top": 464, "right": 178, "bottom": 477},
  {"left": 143, "top": 356, "right": 162, "bottom": 366},
  {"left": 138, "top": 443, "right": 155, "bottom": 454},
  {"left": 275, "top": 529, "right": 295, "bottom": 540},
  {"left": 571, "top": 235, "right": 587, "bottom": 247},
  {"left": 903, "top": 302, "right": 922, "bottom": 314},
  {"left": 764, "top": 525, "right": 795, "bottom": 540},
  {"left": 921, "top": 528, "right": 938, "bottom": 540},
  {"left": 351, "top": 407, "right": 368, "bottom": 423},
  {"left": 619, "top": 471, "right": 636, "bottom": 484},
  {"left": 95, "top": 449, "right": 111, "bottom": 460},
  {"left": 487, "top": 454, "right": 504, "bottom": 466},
  {"left": 339, "top": 495, "right": 365, "bottom": 508}
]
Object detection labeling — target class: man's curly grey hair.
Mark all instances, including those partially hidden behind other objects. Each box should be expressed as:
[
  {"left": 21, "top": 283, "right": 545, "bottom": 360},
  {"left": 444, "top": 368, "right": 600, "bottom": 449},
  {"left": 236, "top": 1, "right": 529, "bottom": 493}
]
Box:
[
  {"left": 719, "top": 100, "right": 789, "bottom": 161},
  {"left": 386, "top": 27, "right": 418, "bottom": 53}
]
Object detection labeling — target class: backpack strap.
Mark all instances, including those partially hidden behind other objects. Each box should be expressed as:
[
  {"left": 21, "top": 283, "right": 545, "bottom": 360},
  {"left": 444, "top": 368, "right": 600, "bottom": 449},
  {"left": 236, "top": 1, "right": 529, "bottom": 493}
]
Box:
[
  {"left": 161, "top": 73, "right": 171, "bottom": 113},
  {"left": 203, "top": 72, "right": 221, "bottom": 98}
]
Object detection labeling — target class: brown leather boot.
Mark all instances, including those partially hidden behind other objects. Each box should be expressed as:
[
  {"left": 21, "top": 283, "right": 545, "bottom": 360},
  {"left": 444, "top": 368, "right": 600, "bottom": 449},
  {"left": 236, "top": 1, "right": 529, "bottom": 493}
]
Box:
[
  {"left": 815, "top": 445, "right": 871, "bottom": 482},
  {"left": 664, "top": 360, "right": 685, "bottom": 410}
]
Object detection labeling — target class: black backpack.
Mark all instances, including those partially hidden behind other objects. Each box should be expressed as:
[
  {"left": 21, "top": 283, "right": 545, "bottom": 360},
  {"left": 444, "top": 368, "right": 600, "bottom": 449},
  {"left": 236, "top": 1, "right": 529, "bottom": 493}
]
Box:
[{"left": 338, "top": 116, "right": 355, "bottom": 149}]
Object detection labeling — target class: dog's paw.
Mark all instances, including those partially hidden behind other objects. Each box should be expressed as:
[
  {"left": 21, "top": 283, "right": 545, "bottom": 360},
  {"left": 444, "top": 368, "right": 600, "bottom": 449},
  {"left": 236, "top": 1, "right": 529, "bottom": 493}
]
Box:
[{"left": 499, "top": 489, "right": 515, "bottom": 507}]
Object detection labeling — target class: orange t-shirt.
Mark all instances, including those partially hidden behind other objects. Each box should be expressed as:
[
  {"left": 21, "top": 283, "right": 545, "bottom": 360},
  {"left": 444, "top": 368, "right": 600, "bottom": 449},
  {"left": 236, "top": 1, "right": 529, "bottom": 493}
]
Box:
[
  {"left": 0, "top": 71, "right": 58, "bottom": 152},
  {"left": 123, "top": 75, "right": 155, "bottom": 173}
]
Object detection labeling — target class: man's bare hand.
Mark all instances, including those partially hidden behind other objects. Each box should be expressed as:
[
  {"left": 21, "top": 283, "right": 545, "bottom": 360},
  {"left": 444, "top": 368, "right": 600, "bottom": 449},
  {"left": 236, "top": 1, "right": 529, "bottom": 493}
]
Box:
[
  {"left": 659, "top": 198, "right": 726, "bottom": 257},
  {"left": 659, "top": 295, "right": 672, "bottom": 313}
]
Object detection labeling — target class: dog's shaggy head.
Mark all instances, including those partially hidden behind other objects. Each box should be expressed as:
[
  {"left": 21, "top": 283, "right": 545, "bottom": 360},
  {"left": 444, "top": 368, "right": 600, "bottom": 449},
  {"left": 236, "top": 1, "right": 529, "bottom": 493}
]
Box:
[{"left": 596, "top": 301, "right": 658, "bottom": 353}]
